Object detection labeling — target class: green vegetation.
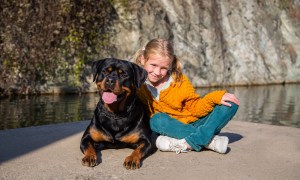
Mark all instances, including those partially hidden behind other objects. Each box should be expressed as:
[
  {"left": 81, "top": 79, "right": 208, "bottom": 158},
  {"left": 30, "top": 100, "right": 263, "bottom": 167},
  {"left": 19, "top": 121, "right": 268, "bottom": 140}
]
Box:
[{"left": 0, "top": 0, "right": 117, "bottom": 97}]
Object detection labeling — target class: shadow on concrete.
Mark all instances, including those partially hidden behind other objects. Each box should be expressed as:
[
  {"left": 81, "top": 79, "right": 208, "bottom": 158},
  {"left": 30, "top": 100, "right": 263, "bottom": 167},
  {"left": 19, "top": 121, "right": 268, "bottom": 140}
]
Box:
[
  {"left": 220, "top": 132, "right": 243, "bottom": 144},
  {"left": 0, "top": 121, "right": 89, "bottom": 163}
]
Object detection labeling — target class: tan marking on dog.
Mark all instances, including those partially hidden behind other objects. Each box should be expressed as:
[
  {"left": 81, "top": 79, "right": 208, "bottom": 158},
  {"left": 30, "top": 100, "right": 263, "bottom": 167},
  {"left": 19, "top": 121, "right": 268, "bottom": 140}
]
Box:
[
  {"left": 96, "top": 79, "right": 106, "bottom": 91},
  {"left": 121, "top": 86, "right": 132, "bottom": 95},
  {"left": 82, "top": 142, "right": 98, "bottom": 167},
  {"left": 84, "top": 142, "right": 96, "bottom": 156},
  {"left": 120, "top": 132, "right": 140, "bottom": 144},
  {"left": 90, "top": 128, "right": 110, "bottom": 142},
  {"left": 131, "top": 143, "right": 144, "bottom": 158}
]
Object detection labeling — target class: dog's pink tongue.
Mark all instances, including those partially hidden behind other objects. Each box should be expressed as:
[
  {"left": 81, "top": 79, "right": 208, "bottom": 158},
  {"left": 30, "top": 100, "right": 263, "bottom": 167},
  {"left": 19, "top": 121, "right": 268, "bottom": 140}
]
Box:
[{"left": 102, "top": 92, "right": 117, "bottom": 104}]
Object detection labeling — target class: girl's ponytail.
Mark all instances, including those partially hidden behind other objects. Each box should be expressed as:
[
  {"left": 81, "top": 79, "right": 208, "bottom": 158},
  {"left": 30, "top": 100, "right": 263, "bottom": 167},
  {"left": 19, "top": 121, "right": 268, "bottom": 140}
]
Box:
[
  {"left": 133, "top": 48, "right": 144, "bottom": 66},
  {"left": 171, "top": 55, "right": 183, "bottom": 83}
]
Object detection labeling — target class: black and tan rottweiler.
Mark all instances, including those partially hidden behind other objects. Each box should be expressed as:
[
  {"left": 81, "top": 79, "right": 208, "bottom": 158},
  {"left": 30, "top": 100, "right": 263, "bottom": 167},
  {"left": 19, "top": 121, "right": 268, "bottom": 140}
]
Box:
[{"left": 80, "top": 58, "right": 155, "bottom": 170}]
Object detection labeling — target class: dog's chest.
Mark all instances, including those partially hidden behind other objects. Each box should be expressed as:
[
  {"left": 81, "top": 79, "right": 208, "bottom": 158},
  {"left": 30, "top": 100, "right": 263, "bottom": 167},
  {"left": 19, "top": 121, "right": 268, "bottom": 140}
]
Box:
[
  {"left": 108, "top": 118, "right": 128, "bottom": 132},
  {"left": 99, "top": 113, "right": 132, "bottom": 133}
]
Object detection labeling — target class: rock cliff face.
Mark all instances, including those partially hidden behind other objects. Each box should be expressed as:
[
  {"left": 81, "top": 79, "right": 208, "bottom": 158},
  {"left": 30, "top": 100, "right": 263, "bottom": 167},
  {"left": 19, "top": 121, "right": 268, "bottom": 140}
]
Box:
[
  {"left": 109, "top": 0, "right": 300, "bottom": 86},
  {"left": 2, "top": 0, "right": 299, "bottom": 96}
]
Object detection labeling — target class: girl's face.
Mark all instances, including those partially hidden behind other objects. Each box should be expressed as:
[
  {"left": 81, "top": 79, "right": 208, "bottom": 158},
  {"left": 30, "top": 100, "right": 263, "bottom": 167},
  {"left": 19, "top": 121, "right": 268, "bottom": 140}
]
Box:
[{"left": 141, "top": 54, "right": 171, "bottom": 87}]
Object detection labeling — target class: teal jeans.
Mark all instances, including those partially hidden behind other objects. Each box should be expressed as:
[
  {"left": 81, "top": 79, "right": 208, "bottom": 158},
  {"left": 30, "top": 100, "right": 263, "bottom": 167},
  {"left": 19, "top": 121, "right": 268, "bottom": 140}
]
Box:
[{"left": 150, "top": 102, "right": 239, "bottom": 151}]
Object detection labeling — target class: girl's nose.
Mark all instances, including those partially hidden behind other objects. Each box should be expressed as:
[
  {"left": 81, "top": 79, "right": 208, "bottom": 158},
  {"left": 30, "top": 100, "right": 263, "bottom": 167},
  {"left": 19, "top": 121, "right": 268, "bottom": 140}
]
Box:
[{"left": 153, "top": 67, "right": 161, "bottom": 75}]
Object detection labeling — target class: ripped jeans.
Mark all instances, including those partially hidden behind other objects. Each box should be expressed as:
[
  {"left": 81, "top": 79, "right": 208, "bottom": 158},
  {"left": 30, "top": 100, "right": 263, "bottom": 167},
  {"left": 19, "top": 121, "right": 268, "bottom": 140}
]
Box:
[{"left": 150, "top": 102, "right": 239, "bottom": 151}]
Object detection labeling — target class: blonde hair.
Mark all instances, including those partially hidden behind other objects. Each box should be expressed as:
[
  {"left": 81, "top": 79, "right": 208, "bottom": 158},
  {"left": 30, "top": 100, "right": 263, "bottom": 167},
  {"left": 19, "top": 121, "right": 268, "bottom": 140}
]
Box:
[{"left": 133, "top": 38, "right": 183, "bottom": 83}]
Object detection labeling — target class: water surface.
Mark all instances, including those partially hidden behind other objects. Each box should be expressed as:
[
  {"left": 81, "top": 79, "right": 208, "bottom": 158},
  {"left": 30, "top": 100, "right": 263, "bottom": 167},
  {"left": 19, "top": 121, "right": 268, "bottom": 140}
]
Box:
[
  {"left": 0, "top": 84, "right": 299, "bottom": 130},
  {"left": 198, "top": 84, "right": 300, "bottom": 128}
]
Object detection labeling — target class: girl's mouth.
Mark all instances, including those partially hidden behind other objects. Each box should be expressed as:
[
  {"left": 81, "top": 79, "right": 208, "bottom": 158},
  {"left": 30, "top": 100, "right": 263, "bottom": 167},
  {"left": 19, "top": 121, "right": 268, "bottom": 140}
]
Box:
[{"left": 149, "top": 73, "right": 161, "bottom": 80}]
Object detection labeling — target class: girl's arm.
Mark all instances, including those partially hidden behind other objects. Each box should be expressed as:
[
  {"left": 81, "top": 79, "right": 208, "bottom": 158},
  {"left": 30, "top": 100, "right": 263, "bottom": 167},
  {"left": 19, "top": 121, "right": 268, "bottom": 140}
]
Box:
[{"left": 179, "top": 75, "right": 227, "bottom": 117}]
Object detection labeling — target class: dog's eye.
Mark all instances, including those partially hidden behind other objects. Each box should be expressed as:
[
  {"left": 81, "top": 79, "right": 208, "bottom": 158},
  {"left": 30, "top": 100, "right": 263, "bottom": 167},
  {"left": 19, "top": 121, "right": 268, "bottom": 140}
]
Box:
[
  {"left": 118, "top": 70, "right": 128, "bottom": 78},
  {"left": 103, "top": 67, "right": 113, "bottom": 75},
  {"left": 102, "top": 69, "right": 109, "bottom": 75}
]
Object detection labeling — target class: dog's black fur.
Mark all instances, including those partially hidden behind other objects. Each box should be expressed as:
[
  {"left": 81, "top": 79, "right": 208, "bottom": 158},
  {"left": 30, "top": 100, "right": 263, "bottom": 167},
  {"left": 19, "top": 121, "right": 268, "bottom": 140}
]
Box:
[{"left": 80, "top": 58, "right": 155, "bottom": 170}]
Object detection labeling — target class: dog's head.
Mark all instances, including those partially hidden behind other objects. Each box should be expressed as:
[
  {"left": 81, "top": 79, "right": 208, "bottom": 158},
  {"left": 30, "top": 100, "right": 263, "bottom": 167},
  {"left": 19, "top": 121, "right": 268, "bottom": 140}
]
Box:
[{"left": 91, "top": 58, "right": 147, "bottom": 112}]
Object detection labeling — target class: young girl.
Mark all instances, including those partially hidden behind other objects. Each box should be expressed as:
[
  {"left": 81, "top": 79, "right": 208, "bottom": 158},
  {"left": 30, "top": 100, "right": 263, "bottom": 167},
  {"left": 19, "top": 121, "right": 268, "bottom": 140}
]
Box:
[{"left": 133, "top": 38, "right": 239, "bottom": 154}]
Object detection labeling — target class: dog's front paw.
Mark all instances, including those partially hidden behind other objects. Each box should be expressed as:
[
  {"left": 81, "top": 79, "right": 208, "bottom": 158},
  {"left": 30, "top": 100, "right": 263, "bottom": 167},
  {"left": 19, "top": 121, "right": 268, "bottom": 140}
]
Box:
[
  {"left": 82, "top": 155, "right": 98, "bottom": 167},
  {"left": 123, "top": 155, "right": 141, "bottom": 170}
]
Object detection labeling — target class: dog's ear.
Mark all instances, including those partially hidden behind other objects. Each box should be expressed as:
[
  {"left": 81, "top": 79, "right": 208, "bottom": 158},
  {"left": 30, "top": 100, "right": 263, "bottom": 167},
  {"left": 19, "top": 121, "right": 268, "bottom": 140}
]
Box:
[
  {"left": 91, "top": 59, "right": 107, "bottom": 82},
  {"left": 129, "top": 62, "right": 148, "bottom": 88}
]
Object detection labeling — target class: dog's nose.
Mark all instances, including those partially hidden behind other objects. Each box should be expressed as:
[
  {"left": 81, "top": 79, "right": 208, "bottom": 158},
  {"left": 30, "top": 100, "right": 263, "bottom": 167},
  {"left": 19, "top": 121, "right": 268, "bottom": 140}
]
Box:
[{"left": 106, "top": 78, "right": 115, "bottom": 87}]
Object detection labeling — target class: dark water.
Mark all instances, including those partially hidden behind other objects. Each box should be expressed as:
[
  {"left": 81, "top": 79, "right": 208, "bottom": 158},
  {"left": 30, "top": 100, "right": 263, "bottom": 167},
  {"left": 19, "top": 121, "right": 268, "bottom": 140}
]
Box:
[{"left": 0, "top": 84, "right": 299, "bottom": 130}]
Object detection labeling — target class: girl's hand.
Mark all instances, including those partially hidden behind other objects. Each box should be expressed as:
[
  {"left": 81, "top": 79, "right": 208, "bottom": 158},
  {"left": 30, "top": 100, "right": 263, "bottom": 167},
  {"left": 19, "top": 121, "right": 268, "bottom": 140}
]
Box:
[{"left": 220, "top": 93, "right": 240, "bottom": 107}]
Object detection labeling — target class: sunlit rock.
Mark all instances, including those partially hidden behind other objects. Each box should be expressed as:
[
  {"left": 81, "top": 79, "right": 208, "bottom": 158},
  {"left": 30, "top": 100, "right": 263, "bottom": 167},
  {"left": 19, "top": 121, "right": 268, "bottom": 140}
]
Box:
[{"left": 109, "top": 0, "right": 300, "bottom": 86}]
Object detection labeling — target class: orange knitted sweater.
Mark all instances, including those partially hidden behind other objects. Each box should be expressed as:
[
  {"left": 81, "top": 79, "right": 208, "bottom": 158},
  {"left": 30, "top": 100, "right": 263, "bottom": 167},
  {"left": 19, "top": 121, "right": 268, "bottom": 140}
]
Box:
[{"left": 137, "top": 74, "right": 226, "bottom": 124}]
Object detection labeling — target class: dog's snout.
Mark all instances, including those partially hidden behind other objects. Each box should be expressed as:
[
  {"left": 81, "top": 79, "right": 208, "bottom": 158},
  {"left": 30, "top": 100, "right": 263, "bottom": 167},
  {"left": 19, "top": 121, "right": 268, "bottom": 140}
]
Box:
[{"left": 106, "top": 78, "right": 115, "bottom": 87}]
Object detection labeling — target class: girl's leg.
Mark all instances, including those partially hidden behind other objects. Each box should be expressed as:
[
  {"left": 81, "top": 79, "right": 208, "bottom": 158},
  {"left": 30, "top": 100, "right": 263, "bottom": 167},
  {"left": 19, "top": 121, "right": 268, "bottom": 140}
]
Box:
[
  {"left": 150, "top": 113, "right": 195, "bottom": 139},
  {"left": 185, "top": 102, "right": 239, "bottom": 151}
]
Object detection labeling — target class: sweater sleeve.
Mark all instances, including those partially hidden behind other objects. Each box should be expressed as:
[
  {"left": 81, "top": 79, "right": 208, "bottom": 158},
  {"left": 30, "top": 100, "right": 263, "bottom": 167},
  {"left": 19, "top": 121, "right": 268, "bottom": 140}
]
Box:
[{"left": 180, "top": 75, "right": 226, "bottom": 117}]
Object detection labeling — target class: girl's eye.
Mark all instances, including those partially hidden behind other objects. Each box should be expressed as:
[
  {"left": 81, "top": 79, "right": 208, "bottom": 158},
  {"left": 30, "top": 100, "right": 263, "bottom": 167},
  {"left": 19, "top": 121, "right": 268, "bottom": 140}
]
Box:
[{"left": 161, "top": 68, "right": 168, "bottom": 73}]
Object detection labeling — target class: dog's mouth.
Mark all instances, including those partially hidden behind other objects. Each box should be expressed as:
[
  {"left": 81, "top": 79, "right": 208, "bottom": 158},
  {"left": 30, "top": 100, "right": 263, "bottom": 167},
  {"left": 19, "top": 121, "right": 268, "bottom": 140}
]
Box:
[{"left": 101, "top": 90, "right": 126, "bottom": 104}]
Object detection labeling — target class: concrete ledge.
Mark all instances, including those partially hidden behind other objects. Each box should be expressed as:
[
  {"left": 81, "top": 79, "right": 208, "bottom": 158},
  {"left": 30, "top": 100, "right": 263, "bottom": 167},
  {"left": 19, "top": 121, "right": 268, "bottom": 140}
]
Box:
[{"left": 0, "top": 120, "right": 299, "bottom": 180}]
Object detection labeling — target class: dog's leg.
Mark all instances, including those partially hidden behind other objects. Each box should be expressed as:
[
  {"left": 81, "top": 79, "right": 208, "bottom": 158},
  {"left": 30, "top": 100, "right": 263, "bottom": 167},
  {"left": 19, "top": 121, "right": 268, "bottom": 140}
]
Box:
[
  {"left": 80, "top": 135, "right": 98, "bottom": 167},
  {"left": 123, "top": 139, "right": 155, "bottom": 170},
  {"left": 123, "top": 143, "right": 145, "bottom": 170},
  {"left": 80, "top": 127, "right": 110, "bottom": 167},
  {"left": 119, "top": 132, "right": 142, "bottom": 169}
]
